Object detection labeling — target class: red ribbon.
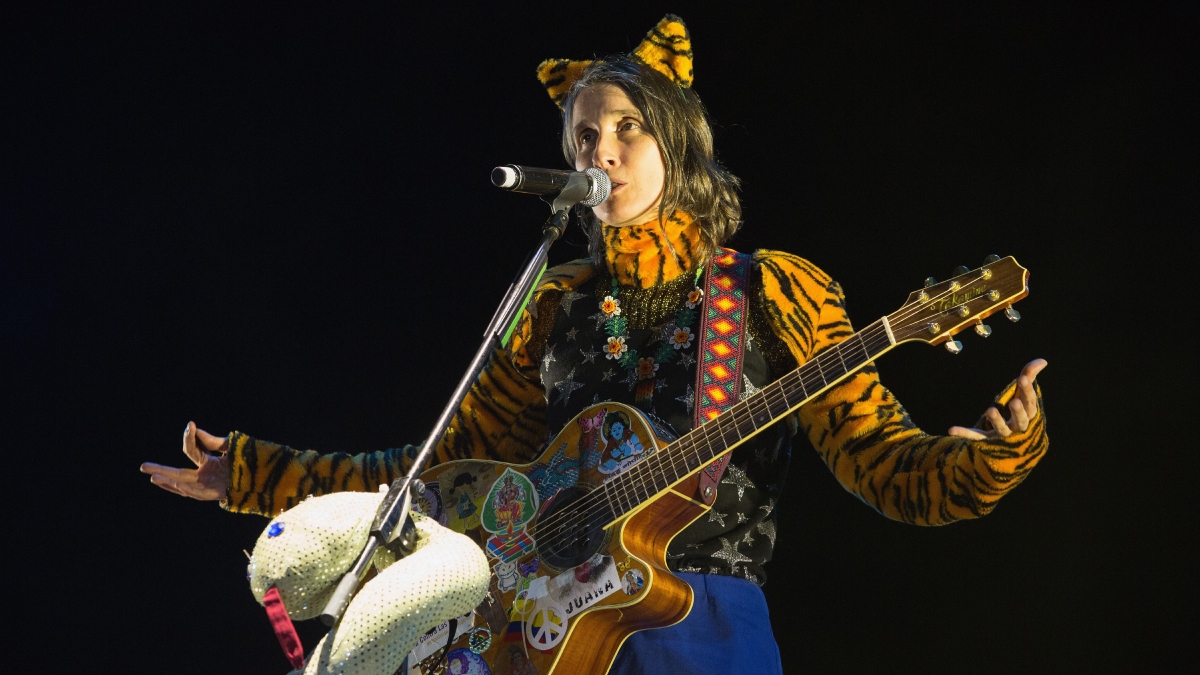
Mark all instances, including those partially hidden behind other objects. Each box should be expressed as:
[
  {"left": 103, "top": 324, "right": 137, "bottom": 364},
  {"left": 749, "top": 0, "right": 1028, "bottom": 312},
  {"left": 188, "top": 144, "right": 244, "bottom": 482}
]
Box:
[{"left": 263, "top": 586, "right": 306, "bottom": 670}]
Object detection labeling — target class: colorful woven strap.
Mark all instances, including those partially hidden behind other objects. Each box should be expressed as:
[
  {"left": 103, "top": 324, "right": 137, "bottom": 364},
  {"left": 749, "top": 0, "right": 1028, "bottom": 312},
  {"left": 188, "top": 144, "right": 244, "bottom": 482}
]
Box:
[{"left": 693, "top": 247, "right": 752, "bottom": 505}]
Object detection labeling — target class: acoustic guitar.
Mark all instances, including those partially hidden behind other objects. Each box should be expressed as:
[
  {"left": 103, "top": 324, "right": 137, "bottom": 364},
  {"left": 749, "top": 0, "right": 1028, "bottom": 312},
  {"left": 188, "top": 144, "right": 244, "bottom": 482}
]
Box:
[{"left": 403, "top": 257, "right": 1030, "bottom": 675}]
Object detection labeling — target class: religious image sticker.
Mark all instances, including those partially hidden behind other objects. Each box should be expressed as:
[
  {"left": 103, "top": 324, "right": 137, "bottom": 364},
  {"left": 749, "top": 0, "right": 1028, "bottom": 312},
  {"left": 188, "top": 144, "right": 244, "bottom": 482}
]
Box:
[{"left": 481, "top": 468, "right": 539, "bottom": 562}]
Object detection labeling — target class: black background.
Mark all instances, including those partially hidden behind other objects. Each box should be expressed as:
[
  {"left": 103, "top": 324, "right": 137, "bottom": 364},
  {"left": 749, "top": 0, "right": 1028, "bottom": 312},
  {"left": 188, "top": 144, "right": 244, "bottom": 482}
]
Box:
[{"left": 2, "top": 2, "right": 1194, "bottom": 672}]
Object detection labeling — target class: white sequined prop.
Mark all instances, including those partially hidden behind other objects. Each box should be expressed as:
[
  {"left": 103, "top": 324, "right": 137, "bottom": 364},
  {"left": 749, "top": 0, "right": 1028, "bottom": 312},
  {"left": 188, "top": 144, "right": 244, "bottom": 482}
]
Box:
[
  {"left": 298, "top": 512, "right": 490, "bottom": 675},
  {"left": 249, "top": 492, "right": 383, "bottom": 620}
]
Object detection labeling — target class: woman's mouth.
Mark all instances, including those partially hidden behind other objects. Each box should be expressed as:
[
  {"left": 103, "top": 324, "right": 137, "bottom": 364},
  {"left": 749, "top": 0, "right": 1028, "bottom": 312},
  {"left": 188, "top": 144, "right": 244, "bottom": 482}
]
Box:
[{"left": 609, "top": 180, "right": 626, "bottom": 193}]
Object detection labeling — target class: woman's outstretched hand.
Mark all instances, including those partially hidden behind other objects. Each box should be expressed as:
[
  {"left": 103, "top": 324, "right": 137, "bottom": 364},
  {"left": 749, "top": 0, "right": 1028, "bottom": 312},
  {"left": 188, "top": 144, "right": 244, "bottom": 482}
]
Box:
[
  {"left": 141, "top": 421, "right": 230, "bottom": 501},
  {"left": 949, "top": 359, "right": 1048, "bottom": 440}
]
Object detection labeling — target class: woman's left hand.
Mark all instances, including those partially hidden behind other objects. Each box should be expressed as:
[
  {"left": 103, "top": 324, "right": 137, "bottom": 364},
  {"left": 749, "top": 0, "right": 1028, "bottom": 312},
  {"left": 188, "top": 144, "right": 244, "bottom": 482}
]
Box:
[{"left": 949, "top": 359, "right": 1048, "bottom": 439}]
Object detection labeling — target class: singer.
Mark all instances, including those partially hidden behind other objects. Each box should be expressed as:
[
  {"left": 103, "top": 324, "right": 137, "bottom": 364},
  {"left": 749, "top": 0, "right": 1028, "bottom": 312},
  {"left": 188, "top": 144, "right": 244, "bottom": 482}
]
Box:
[{"left": 142, "top": 15, "right": 1049, "bottom": 675}]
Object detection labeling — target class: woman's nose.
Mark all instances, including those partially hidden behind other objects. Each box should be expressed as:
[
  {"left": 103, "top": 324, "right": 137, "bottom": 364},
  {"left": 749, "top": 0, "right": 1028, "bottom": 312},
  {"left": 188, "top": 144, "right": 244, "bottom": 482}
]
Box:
[{"left": 593, "top": 132, "right": 619, "bottom": 167}]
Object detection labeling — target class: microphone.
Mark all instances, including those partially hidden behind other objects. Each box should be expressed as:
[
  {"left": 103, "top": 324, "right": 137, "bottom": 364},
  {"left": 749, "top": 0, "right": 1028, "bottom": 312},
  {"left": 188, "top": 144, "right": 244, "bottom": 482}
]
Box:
[{"left": 491, "top": 165, "right": 610, "bottom": 207}]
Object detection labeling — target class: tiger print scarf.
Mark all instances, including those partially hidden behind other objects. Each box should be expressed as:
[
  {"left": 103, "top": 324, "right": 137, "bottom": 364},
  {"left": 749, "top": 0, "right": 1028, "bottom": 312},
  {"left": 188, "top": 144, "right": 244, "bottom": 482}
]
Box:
[{"left": 600, "top": 211, "right": 704, "bottom": 289}]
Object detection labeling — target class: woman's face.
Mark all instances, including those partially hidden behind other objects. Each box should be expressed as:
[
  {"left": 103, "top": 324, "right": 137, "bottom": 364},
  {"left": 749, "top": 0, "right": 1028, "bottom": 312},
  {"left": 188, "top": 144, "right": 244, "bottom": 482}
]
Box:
[{"left": 571, "top": 84, "right": 665, "bottom": 228}]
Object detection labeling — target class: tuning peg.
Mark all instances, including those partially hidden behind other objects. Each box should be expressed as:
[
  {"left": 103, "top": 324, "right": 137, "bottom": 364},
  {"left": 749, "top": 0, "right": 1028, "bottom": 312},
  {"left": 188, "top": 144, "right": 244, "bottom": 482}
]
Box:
[
  {"left": 984, "top": 254, "right": 1001, "bottom": 264},
  {"left": 1005, "top": 306, "right": 1021, "bottom": 322},
  {"left": 974, "top": 322, "right": 992, "bottom": 337},
  {"left": 924, "top": 277, "right": 937, "bottom": 288},
  {"left": 944, "top": 340, "right": 963, "bottom": 354},
  {"left": 952, "top": 265, "right": 970, "bottom": 277}
]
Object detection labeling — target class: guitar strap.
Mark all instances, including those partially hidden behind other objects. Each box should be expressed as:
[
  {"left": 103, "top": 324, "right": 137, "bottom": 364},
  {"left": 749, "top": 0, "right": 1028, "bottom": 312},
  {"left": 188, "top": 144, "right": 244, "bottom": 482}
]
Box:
[{"left": 693, "top": 247, "right": 752, "bottom": 506}]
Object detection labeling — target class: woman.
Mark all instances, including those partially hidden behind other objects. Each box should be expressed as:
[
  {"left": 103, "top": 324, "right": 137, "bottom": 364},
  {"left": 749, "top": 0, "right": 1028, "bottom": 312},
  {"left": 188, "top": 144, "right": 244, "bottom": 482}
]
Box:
[{"left": 142, "top": 16, "right": 1048, "bottom": 674}]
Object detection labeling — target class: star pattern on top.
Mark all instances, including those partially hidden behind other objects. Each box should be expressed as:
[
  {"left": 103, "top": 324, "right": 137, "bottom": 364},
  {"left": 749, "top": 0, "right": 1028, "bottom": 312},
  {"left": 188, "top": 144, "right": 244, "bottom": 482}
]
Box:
[
  {"left": 674, "top": 384, "right": 695, "bottom": 413},
  {"left": 677, "top": 351, "right": 696, "bottom": 369},
  {"left": 720, "top": 464, "right": 754, "bottom": 500},
  {"left": 755, "top": 519, "right": 776, "bottom": 547},
  {"left": 565, "top": 327, "right": 578, "bottom": 342},
  {"left": 560, "top": 290, "right": 586, "bottom": 315},
  {"left": 707, "top": 509, "right": 727, "bottom": 528},
  {"left": 755, "top": 446, "right": 777, "bottom": 467},
  {"left": 579, "top": 346, "right": 600, "bottom": 364},
  {"left": 620, "top": 369, "right": 638, "bottom": 390},
  {"left": 542, "top": 343, "right": 556, "bottom": 369},
  {"left": 711, "top": 537, "right": 752, "bottom": 570},
  {"left": 738, "top": 374, "right": 761, "bottom": 401},
  {"left": 554, "top": 368, "right": 584, "bottom": 406}
]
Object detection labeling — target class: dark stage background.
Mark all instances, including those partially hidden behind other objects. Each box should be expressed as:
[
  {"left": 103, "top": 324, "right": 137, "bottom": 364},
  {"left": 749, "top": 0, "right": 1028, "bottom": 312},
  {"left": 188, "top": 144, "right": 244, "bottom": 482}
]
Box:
[{"left": 2, "top": 3, "right": 1194, "bottom": 672}]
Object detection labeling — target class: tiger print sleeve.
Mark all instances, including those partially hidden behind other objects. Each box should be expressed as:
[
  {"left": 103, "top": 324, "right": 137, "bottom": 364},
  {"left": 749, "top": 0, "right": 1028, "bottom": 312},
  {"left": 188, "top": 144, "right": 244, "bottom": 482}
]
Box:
[
  {"left": 220, "top": 263, "right": 594, "bottom": 517},
  {"left": 754, "top": 250, "right": 1048, "bottom": 526}
]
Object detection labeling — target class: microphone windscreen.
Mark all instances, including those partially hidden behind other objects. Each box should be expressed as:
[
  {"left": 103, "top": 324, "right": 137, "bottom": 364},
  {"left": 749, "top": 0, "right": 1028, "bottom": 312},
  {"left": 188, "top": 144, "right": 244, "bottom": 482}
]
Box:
[
  {"left": 491, "top": 166, "right": 518, "bottom": 189},
  {"left": 581, "top": 168, "right": 611, "bottom": 207}
]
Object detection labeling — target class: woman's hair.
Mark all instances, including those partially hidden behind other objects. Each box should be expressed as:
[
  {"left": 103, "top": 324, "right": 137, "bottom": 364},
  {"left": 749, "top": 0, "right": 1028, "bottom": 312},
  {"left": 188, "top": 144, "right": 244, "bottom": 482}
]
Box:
[{"left": 560, "top": 56, "right": 741, "bottom": 266}]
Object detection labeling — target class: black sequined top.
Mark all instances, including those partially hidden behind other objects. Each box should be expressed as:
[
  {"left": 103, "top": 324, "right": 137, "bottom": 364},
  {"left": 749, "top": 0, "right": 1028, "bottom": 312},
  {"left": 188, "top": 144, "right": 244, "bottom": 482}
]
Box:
[{"left": 531, "top": 266, "right": 798, "bottom": 586}]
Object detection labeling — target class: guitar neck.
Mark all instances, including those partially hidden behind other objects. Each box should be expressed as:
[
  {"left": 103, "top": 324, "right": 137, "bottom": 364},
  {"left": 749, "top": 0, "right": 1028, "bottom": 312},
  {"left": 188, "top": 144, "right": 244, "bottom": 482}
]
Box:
[{"left": 598, "top": 317, "right": 899, "bottom": 522}]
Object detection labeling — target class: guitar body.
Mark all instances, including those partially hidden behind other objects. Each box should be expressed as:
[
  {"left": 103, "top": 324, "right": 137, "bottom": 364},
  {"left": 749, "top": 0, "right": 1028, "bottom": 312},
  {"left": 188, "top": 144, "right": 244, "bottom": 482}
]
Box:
[
  {"left": 399, "top": 257, "right": 1033, "bottom": 674},
  {"left": 410, "top": 401, "right": 710, "bottom": 675}
]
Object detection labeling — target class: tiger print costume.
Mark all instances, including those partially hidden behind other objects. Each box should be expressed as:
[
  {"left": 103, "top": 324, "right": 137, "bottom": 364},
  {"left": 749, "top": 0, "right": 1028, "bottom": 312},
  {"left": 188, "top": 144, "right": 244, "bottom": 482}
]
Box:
[{"left": 222, "top": 212, "right": 1048, "bottom": 581}]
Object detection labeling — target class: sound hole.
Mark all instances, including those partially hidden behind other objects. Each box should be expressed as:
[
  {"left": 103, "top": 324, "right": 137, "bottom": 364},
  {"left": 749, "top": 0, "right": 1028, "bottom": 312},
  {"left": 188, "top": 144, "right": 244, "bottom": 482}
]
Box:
[{"left": 535, "top": 486, "right": 606, "bottom": 570}]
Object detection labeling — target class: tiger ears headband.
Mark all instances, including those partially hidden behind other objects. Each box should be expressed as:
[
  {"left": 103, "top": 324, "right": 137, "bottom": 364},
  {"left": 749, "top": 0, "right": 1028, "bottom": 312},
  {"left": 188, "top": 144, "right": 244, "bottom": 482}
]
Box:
[{"left": 536, "top": 15, "right": 694, "bottom": 110}]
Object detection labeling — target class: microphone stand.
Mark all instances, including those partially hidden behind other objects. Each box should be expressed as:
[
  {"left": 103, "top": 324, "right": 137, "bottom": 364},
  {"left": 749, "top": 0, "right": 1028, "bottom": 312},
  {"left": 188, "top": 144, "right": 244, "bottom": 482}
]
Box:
[{"left": 318, "top": 179, "right": 592, "bottom": 627}]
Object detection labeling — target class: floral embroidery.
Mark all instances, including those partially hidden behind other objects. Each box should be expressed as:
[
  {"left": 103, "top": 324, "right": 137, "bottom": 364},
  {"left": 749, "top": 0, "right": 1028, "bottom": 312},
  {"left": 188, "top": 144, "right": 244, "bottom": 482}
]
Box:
[
  {"left": 604, "top": 336, "right": 628, "bottom": 360},
  {"left": 671, "top": 326, "right": 694, "bottom": 349},
  {"left": 594, "top": 275, "right": 703, "bottom": 408},
  {"left": 600, "top": 296, "right": 621, "bottom": 317},
  {"left": 636, "top": 357, "right": 659, "bottom": 380}
]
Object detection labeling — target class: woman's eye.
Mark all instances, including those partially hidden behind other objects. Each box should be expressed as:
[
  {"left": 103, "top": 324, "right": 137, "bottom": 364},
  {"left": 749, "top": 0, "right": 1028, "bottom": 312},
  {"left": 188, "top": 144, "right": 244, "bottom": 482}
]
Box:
[
  {"left": 619, "top": 121, "right": 639, "bottom": 131},
  {"left": 579, "top": 132, "right": 595, "bottom": 145}
]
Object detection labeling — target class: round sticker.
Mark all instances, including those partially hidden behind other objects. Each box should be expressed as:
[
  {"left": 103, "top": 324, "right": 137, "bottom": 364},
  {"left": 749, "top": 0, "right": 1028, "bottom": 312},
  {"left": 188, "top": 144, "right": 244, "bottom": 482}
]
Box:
[
  {"left": 467, "top": 627, "right": 492, "bottom": 654},
  {"left": 622, "top": 569, "right": 645, "bottom": 595}
]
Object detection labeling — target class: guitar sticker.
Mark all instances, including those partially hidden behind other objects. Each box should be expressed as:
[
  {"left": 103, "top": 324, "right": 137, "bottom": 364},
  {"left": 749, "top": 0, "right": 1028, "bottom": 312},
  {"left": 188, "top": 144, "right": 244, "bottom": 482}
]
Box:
[
  {"left": 494, "top": 644, "right": 539, "bottom": 675},
  {"left": 495, "top": 560, "right": 520, "bottom": 592},
  {"left": 622, "top": 568, "right": 644, "bottom": 595},
  {"left": 439, "top": 464, "right": 495, "bottom": 536},
  {"left": 405, "top": 610, "right": 475, "bottom": 668},
  {"left": 545, "top": 553, "right": 620, "bottom": 617},
  {"left": 482, "top": 469, "right": 539, "bottom": 562},
  {"left": 413, "top": 480, "right": 449, "bottom": 527},
  {"left": 526, "top": 442, "right": 581, "bottom": 504},
  {"left": 597, "top": 410, "right": 647, "bottom": 475},
  {"left": 576, "top": 408, "right": 607, "bottom": 469},
  {"left": 445, "top": 648, "right": 492, "bottom": 675},
  {"left": 524, "top": 600, "right": 568, "bottom": 652}
]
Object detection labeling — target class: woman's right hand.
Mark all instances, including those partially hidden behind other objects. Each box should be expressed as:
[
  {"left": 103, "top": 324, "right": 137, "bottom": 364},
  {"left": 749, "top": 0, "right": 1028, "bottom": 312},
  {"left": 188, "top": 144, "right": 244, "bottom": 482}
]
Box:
[{"left": 140, "top": 421, "right": 230, "bottom": 501}]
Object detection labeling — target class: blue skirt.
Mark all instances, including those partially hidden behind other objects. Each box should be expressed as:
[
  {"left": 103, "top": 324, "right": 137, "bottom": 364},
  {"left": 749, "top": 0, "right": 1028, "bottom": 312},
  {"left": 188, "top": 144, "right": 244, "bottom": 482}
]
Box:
[{"left": 609, "top": 572, "right": 783, "bottom": 675}]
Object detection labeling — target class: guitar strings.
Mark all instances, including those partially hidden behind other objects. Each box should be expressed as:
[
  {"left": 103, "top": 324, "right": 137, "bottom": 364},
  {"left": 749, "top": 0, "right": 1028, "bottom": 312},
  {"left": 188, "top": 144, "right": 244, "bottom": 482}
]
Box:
[
  {"left": 531, "top": 324, "right": 895, "bottom": 558},
  {"left": 530, "top": 270, "right": 1010, "bottom": 558},
  {"left": 531, "top": 315, "right": 905, "bottom": 545},
  {"left": 531, "top": 270, "right": 995, "bottom": 552},
  {"left": 530, "top": 268, "right": 999, "bottom": 539}
]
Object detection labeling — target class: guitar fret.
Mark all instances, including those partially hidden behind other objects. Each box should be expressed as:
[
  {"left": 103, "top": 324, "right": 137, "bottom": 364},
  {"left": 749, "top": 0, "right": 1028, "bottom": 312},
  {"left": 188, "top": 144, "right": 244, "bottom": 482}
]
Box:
[
  {"left": 600, "top": 481, "right": 615, "bottom": 517},
  {"left": 750, "top": 388, "right": 774, "bottom": 427},
  {"left": 856, "top": 331, "right": 872, "bottom": 365},
  {"left": 833, "top": 340, "right": 849, "bottom": 376}
]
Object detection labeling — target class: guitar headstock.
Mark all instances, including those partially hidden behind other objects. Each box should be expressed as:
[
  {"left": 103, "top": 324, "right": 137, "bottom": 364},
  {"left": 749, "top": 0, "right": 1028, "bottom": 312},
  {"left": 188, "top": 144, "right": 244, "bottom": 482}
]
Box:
[{"left": 885, "top": 255, "right": 1029, "bottom": 353}]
